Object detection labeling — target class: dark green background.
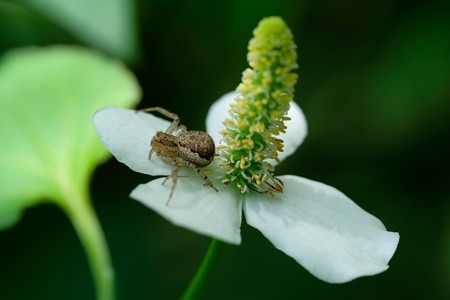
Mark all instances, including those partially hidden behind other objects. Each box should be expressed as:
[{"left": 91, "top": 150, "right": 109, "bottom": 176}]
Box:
[{"left": 1, "top": 0, "right": 449, "bottom": 299}]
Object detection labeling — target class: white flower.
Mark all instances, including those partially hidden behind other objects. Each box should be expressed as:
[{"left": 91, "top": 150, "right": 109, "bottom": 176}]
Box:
[{"left": 93, "top": 92, "right": 399, "bottom": 284}]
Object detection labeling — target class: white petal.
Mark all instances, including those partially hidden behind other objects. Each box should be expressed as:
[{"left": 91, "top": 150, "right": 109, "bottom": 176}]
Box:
[
  {"left": 244, "top": 175, "right": 399, "bottom": 283},
  {"left": 205, "top": 91, "right": 236, "bottom": 144},
  {"left": 93, "top": 107, "right": 173, "bottom": 176},
  {"left": 278, "top": 100, "right": 307, "bottom": 162},
  {"left": 205, "top": 92, "right": 308, "bottom": 163},
  {"left": 130, "top": 169, "right": 243, "bottom": 244}
]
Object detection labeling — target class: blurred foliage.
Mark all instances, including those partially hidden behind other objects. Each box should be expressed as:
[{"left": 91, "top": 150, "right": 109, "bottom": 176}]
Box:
[
  {"left": 0, "top": 0, "right": 139, "bottom": 63},
  {"left": 0, "top": 0, "right": 449, "bottom": 299},
  {"left": 0, "top": 46, "right": 140, "bottom": 229}
]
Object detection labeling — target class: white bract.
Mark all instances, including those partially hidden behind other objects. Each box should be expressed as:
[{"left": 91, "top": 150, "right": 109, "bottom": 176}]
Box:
[{"left": 93, "top": 92, "right": 399, "bottom": 284}]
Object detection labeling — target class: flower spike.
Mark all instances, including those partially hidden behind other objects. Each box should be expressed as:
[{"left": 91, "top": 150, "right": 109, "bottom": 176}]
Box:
[{"left": 218, "top": 16, "right": 298, "bottom": 194}]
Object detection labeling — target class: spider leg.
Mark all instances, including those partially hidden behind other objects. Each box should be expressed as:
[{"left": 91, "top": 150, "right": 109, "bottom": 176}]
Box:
[
  {"left": 189, "top": 164, "right": 218, "bottom": 192},
  {"left": 148, "top": 148, "right": 155, "bottom": 160},
  {"left": 177, "top": 124, "right": 187, "bottom": 134},
  {"left": 138, "top": 107, "right": 182, "bottom": 134},
  {"left": 165, "top": 163, "right": 182, "bottom": 206},
  {"left": 161, "top": 174, "right": 170, "bottom": 185}
]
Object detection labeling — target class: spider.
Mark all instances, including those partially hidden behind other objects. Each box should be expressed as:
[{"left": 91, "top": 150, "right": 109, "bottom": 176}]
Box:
[{"left": 140, "top": 107, "right": 218, "bottom": 205}]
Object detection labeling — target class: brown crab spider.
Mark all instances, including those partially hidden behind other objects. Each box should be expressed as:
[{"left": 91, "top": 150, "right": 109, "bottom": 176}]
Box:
[{"left": 139, "top": 107, "right": 218, "bottom": 205}]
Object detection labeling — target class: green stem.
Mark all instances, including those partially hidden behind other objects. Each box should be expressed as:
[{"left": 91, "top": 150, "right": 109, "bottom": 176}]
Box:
[
  {"left": 58, "top": 184, "right": 115, "bottom": 300},
  {"left": 181, "top": 239, "right": 223, "bottom": 300}
]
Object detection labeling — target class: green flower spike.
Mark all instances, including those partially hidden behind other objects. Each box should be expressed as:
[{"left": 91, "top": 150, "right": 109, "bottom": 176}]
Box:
[{"left": 218, "top": 16, "right": 298, "bottom": 194}]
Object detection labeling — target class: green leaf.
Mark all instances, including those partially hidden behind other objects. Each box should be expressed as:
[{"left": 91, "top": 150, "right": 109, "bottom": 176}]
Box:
[
  {"left": 20, "top": 0, "right": 139, "bottom": 63},
  {"left": 0, "top": 45, "right": 140, "bottom": 229}
]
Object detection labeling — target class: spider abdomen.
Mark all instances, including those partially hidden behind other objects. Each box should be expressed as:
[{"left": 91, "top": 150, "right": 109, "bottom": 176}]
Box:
[{"left": 177, "top": 131, "right": 215, "bottom": 167}]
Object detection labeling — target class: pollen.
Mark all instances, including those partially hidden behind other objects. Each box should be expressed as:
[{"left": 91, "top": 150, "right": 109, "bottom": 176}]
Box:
[
  {"left": 242, "top": 138, "right": 254, "bottom": 149},
  {"left": 223, "top": 119, "right": 233, "bottom": 126},
  {"left": 239, "top": 157, "right": 247, "bottom": 169}
]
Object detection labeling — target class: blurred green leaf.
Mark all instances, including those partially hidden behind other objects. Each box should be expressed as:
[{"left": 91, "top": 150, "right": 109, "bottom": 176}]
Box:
[
  {"left": 0, "top": 45, "right": 140, "bottom": 229},
  {"left": 19, "top": 0, "right": 139, "bottom": 63}
]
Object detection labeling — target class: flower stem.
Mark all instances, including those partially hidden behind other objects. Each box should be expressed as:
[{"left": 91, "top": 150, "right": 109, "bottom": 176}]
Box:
[
  {"left": 181, "top": 239, "right": 223, "bottom": 300},
  {"left": 58, "top": 183, "right": 115, "bottom": 300}
]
